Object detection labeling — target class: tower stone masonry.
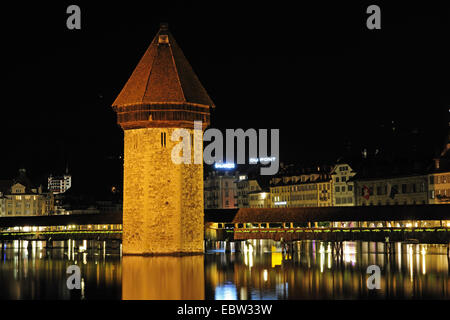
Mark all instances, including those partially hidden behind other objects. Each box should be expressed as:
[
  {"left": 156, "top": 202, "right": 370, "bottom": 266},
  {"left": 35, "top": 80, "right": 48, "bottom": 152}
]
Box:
[{"left": 112, "top": 23, "right": 214, "bottom": 255}]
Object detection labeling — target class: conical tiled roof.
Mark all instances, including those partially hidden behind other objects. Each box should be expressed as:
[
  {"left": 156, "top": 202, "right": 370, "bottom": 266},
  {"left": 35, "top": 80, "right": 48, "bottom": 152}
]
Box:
[{"left": 112, "top": 23, "right": 215, "bottom": 108}]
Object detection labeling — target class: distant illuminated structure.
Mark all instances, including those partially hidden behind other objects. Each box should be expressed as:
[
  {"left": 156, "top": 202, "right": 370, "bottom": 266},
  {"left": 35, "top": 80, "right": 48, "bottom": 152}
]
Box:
[
  {"left": 204, "top": 171, "right": 237, "bottom": 209},
  {"left": 0, "top": 169, "right": 54, "bottom": 216},
  {"left": 48, "top": 173, "right": 72, "bottom": 194},
  {"left": 112, "top": 23, "right": 214, "bottom": 255}
]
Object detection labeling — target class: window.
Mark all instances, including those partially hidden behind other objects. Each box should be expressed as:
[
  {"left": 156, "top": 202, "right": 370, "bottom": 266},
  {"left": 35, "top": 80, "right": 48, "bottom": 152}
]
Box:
[
  {"left": 161, "top": 132, "right": 167, "bottom": 147},
  {"left": 376, "top": 186, "right": 382, "bottom": 195},
  {"left": 335, "top": 177, "right": 339, "bottom": 183},
  {"left": 401, "top": 184, "right": 407, "bottom": 193},
  {"left": 341, "top": 176, "right": 346, "bottom": 182},
  {"left": 341, "top": 186, "right": 346, "bottom": 192},
  {"left": 335, "top": 186, "right": 340, "bottom": 192},
  {"left": 348, "top": 185, "right": 353, "bottom": 191},
  {"left": 420, "top": 183, "right": 425, "bottom": 193}
]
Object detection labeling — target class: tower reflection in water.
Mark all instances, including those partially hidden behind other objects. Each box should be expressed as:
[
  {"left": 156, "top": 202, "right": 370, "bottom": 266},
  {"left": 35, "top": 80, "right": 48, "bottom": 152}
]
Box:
[{"left": 122, "top": 255, "right": 205, "bottom": 300}]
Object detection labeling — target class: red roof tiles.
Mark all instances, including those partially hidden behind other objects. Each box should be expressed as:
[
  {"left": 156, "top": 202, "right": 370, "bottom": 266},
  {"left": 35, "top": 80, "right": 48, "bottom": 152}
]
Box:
[{"left": 112, "top": 24, "right": 215, "bottom": 109}]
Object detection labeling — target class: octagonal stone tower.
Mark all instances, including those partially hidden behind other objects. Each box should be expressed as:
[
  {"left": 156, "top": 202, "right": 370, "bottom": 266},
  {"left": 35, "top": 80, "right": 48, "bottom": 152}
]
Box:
[{"left": 112, "top": 23, "right": 214, "bottom": 255}]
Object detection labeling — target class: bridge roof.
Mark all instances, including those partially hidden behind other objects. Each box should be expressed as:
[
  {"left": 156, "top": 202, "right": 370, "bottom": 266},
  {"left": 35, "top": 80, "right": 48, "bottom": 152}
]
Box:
[
  {"left": 0, "top": 213, "right": 122, "bottom": 228},
  {"left": 230, "top": 205, "right": 450, "bottom": 223},
  {"left": 112, "top": 23, "right": 215, "bottom": 108}
]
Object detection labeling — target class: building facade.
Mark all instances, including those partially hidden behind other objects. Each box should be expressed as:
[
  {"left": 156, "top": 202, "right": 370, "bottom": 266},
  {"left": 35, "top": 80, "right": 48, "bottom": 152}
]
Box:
[
  {"left": 248, "top": 190, "right": 271, "bottom": 208},
  {"left": 270, "top": 172, "right": 332, "bottom": 208},
  {"left": 331, "top": 163, "right": 356, "bottom": 206},
  {"left": 355, "top": 174, "right": 428, "bottom": 206},
  {"left": 48, "top": 174, "right": 72, "bottom": 194},
  {"left": 428, "top": 171, "right": 450, "bottom": 204},
  {"left": 236, "top": 175, "right": 265, "bottom": 208},
  {"left": 0, "top": 169, "right": 54, "bottom": 216},
  {"left": 204, "top": 172, "right": 237, "bottom": 209}
]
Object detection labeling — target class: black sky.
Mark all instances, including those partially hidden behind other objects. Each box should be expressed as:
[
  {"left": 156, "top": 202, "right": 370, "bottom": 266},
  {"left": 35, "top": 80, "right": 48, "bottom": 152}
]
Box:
[{"left": 1, "top": 1, "right": 449, "bottom": 196}]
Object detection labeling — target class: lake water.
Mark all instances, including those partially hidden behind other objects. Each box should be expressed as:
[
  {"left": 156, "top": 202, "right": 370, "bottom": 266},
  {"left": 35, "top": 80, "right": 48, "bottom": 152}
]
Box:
[{"left": 0, "top": 240, "right": 449, "bottom": 299}]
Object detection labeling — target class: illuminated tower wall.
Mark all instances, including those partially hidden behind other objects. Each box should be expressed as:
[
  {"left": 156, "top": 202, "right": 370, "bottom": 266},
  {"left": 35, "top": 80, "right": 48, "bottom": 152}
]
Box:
[{"left": 112, "top": 23, "right": 214, "bottom": 255}]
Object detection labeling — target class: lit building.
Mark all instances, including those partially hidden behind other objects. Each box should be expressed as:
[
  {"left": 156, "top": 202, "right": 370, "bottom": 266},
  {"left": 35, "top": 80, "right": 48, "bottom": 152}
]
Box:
[
  {"left": 428, "top": 133, "right": 450, "bottom": 204},
  {"left": 248, "top": 190, "right": 271, "bottom": 208},
  {"left": 355, "top": 174, "right": 428, "bottom": 206},
  {"left": 0, "top": 169, "right": 54, "bottom": 216},
  {"left": 428, "top": 171, "right": 450, "bottom": 204},
  {"left": 204, "top": 171, "right": 237, "bottom": 209},
  {"left": 317, "top": 176, "right": 333, "bottom": 207},
  {"left": 48, "top": 173, "right": 72, "bottom": 194},
  {"left": 236, "top": 175, "right": 267, "bottom": 208},
  {"left": 270, "top": 171, "right": 331, "bottom": 208},
  {"left": 331, "top": 163, "right": 356, "bottom": 206}
]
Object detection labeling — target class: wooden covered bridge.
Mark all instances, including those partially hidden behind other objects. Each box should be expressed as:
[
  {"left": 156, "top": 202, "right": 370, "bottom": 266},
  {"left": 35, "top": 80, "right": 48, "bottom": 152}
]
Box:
[
  {"left": 0, "top": 205, "right": 449, "bottom": 243},
  {"left": 204, "top": 205, "right": 450, "bottom": 243}
]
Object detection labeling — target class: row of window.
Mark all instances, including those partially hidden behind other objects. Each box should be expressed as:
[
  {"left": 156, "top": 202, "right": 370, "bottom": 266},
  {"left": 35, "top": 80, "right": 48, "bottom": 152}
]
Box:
[
  {"left": 360, "top": 183, "right": 426, "bottom": 196},
  {"left": 362, "top": 200, "right": 426, "bottom": 206},
  {"left": 272, "top": 184, "right": 319, "bottom": 193},
  {"left": 4, "top": 209, "right": 38, "bottom": 215},
  {"left": 335, "top": 197, "right": 354, "bottom": 204},
  {"left": 335, "top": 185, "right": 353, "bottom": 193},
  {"left": 290, "top": 194, "right": 317, "bottom": 201},
  {"left": 430, "top": 174, "right": 450, "bottom": 184}
]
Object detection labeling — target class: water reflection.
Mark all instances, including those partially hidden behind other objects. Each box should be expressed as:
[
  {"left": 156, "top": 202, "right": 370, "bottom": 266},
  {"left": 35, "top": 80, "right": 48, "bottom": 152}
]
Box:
[
  {"left": 0, "top": 240, "right": 121, "bottom": 299},
  {"left": 0, "top": 240, "right": 449, "bottom": 299},
  {"left": 204, "top": 240, "right": 450, "bottom": 300},
  {"left": 122, "top": 255, "right": 204, "bottom": 300}
]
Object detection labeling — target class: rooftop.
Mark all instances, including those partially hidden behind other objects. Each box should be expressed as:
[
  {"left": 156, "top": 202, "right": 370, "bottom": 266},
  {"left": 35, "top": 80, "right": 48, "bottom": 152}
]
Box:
[{"left": 112, "top": 23, "right": 215, "bottom": 109}]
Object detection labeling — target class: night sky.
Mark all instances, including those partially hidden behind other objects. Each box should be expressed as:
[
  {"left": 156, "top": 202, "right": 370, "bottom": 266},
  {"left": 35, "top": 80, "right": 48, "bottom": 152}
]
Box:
[{"left": 1, "top": 1, "right": 449, "bottom": 197}]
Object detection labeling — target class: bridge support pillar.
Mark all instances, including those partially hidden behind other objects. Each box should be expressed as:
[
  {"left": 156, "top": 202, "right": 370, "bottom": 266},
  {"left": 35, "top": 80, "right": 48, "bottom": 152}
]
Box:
[
  {"left": 224, "top": 240, "right": 231, "bottom": 253},
  {"left": 235, "top": 241, "right": 243, "bottom": 253}
]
